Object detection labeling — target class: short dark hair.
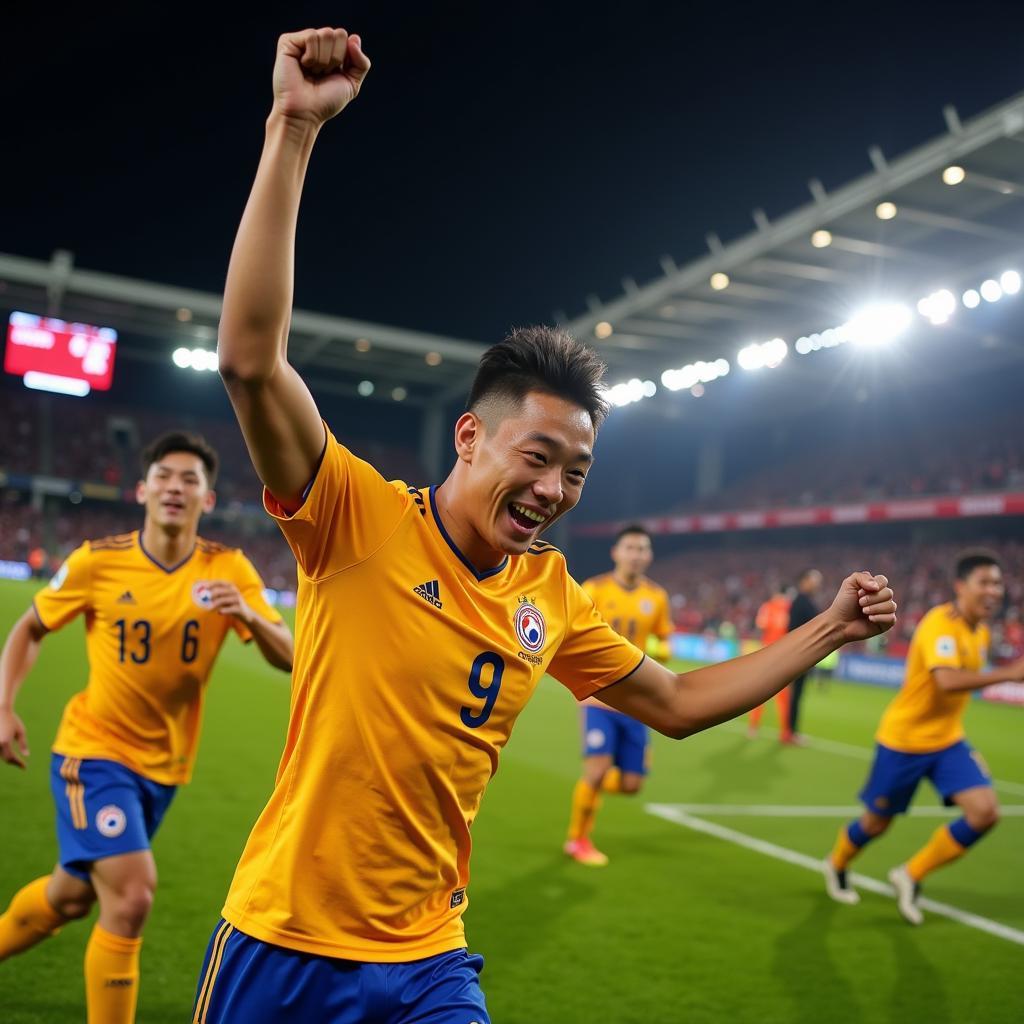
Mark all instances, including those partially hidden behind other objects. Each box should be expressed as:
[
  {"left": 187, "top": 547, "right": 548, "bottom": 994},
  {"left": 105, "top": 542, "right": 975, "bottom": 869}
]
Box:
[
  {"left": 955, "top": 548, "right": 1001, "bottom": 581},
  {"left": 140, "top": 431, "right": 219, "bottom": 487},
  {"left": 467, "top": 326, "right": 609, "bottom": 429},
  {"left": 797, "top": 568, "right": 819, "bottom": 585},
  {"left": 614, "top": 524, "right": 651, "bottom": 544}
]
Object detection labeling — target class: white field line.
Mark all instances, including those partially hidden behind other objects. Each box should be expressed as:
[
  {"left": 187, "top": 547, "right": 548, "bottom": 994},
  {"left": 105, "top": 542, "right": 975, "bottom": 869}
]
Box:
[
  {"left": 646, "top": 803, "right": 1024, "bottom": 947},
  {"left": 659, "top": 803, "right": 1024, "bottom": 817},
  {"left": 727, "top": 722, "right": 1024, "bottom": 797}
]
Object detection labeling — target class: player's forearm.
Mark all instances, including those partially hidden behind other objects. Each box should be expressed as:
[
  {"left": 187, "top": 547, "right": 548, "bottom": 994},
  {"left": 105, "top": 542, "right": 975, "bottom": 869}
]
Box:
[
  {"left": 668, "top": 613, "right": 842, "bottom": 737},
  {"left": 246, "top": 615, "right": 294, "bottom": 673},
  {"left": 0, "top": 614, "right": 45, "bottom": 709},
  {"left": 935, "top": 665, "right": 1020, "bottom": 693},
  {"left": 218, "top": 113, "right": 319, "bottom": 383}
]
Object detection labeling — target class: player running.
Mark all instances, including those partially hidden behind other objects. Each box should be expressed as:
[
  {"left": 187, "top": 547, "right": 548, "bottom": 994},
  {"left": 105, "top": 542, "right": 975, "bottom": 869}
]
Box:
[
  {"left": 0, "top": 432, "right": 293, "bottom": 1024},
  {"left": 824, "top": 549, "right": 1023, "bottom": 925},
  {"left": 194, "top": 26, "right": 896, "bottom": 1022},
  {"left": 564, "top": 525, "right": 673, "bottom": 866}
]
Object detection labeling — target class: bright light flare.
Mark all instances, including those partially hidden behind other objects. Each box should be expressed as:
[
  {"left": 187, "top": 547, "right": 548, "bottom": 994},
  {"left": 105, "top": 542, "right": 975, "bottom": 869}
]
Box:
[{"left": 845, "top": 303, "right": 912, "bottom": 345}]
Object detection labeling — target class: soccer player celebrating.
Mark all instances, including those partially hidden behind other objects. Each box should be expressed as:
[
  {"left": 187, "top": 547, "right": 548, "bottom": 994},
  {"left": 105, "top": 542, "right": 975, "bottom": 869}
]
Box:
[
  {"left": 825, "top": 550, "right": 1023, "bottom": 925},
  {"left": 564, "top": 525, "right": 673, "bottom": 866},
  {"left": 0, "top": 432, "right": 293, "bottom": 1024},
  {"left": 196, "top": 27, "right": 896, "bottom": 1022}
]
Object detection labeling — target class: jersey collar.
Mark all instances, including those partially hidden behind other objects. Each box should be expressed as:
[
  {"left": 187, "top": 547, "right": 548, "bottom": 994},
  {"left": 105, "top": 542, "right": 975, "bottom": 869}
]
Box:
[
  {"left": 427, "top": 486, "right": 509, "bottom": 582},
  {"left": 137, "top": 532, "right": 196, "bottom": 574}
]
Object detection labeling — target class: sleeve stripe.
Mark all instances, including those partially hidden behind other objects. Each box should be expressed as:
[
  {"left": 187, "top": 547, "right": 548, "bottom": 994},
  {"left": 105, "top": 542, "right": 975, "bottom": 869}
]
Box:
[
  {"left": 30, "top": 600, "right": 51, "bottom": 632},
  {"left": 592, "top": 653, "right": 647, "bottom": 694}
]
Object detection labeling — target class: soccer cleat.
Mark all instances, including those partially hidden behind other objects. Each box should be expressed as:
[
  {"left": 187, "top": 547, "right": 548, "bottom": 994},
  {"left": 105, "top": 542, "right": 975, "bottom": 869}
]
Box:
[
  {"left": 888, "top": 865, "right": 924, "bottom": 925},
  {"left": 563, "top": 837, "right": 609, "bottom": 867},
  {"left": 823, "top": 859, "right": 860, "bottom": 905}
]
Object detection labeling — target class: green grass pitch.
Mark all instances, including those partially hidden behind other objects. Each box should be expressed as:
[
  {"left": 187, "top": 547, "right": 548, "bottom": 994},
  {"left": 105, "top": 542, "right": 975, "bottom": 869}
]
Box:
[{"left": 1, "top": 577, "right": 1022, "bottom": 1023}]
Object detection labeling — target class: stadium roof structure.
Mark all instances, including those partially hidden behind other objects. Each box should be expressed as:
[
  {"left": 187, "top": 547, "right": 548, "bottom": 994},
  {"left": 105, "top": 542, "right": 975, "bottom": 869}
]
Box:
[
  {"left": 562, "top": 89, "right": 1024, "bottom": 414},
  {"left": 5, "top": 90, "right": 1024, "bottom": 419},
  {"left": 0, "top": 251, "right": 485, "bottom": 409}
]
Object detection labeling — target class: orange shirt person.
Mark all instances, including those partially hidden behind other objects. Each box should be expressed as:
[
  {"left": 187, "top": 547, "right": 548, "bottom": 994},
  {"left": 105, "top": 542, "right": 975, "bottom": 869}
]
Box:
[{"left": 748, "top": 587, "right": 793, "bottom": 742}]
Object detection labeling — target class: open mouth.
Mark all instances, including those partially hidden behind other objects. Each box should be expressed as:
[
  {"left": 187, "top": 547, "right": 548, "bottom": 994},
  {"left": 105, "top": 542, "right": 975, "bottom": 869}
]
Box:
[{"left": 507, "top": 501, "right": 548, "bottom": 534}]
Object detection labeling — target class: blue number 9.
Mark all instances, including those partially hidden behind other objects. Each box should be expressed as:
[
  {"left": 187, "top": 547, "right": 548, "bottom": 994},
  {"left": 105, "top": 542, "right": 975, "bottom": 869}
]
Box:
[{"left": 461, "top": 652, "right": 505, "bottom": 729}]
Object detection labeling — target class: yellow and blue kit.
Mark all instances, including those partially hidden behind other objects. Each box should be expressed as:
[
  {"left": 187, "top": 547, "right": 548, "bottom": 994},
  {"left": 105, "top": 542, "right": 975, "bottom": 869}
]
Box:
[
  {"left": 198, "top": 431, "right": 644, "bottom": 1020},
  {"left": 33, "top": 531, "right": 281, "bottom": 875},
  {"left": 580, "top": 573, "right": 672, "bottom": 773},
  {"left": 861, "top": 603, "right": 992, "bottom": 814}
]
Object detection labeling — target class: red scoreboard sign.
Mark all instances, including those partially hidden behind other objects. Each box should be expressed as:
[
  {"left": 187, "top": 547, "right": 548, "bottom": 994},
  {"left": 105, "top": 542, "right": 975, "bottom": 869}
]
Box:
[{"left": 4, "top": 311, "right": 118, "bottom": 396}]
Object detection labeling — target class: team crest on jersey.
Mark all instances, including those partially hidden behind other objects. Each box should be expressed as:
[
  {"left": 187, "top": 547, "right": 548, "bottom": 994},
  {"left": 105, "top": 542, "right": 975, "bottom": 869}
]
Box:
[
  {"left": 640, "top": 599, "right": 653, "bottom": 614},
  {"left": 49, "top": 561, "right": 69, "bottom": 591},
  {"left": 514, "top": 599, "right": 546, "bottom": 653},
  {"left": 935, "top": 635, "right": 956, "bottom": 658},
  {"left": 192, "top": 582, "right": 214, "bottom": 610},
  {"left": 96, "top": 805, "right": 127, "bottom": 838}
]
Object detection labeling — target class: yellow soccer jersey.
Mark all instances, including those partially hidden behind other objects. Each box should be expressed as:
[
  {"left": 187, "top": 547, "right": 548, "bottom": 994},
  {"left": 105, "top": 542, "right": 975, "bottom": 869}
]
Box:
[
  {"left": 582, "top": 573, "right": 673, "bottom": 652},
  {"left": 876, "top": 603, "right": 990, "bottom": 753},
  {"left": 221, "top": 432, "right": 645, "bottom": 962},
  {"left": 33, "top": 531, "right": 281, "bottom": 785}
]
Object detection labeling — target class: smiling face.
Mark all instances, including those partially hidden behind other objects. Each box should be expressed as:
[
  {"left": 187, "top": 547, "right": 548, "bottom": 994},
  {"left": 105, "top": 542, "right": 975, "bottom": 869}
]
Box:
[
  {"left": 136, "top": 451, "right": 215, "bottom": 534},
  {"left": 455, "top": 390, "right": 595, "bottom": 558},
  {"left": 955, "top": 562, "right": 1004, "bottom": 624}
]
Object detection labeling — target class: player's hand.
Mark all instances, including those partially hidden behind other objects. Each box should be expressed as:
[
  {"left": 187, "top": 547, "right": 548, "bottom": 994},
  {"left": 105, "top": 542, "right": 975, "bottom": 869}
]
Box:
[
  {"left": 826, "top": 572, "right": 897, "bottom": 644},
  {"left": 273, "top": 28, "right": 370, "bottom": 126},
  {"left": 0, "top": 707, "right": 30, "bottom": 769},
  {"left": 205, "top": 581, "right": 255, "bottom": 626}
]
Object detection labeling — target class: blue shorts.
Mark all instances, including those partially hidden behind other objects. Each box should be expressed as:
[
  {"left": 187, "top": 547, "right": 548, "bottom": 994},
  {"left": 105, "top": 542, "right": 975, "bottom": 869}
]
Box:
[
  {"left": 192, "top": 921, "right": 491, "bottom": 1024},
  {"left": 859, "top": 740, "right": 991, "bottom": 816},
  {"left": 50, "top": 754, "right": 176, "bottom": 880},
  {"left": 582, "top": 705, "right": 649, "bottom": 776}
]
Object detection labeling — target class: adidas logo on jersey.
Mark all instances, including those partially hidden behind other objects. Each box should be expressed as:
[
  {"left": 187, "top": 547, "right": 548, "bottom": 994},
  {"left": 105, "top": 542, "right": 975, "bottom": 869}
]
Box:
[
  {"left": 116, "top": 591, "right": 137, "bottom": 605},
  {"left": 413, "top": 579, "right": 442, "bottom": 609}
]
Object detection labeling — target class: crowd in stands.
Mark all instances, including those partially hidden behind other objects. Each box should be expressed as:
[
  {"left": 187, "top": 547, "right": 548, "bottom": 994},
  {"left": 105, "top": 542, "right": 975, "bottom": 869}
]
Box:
[
  {"left": 652, "top": 538, "right": 1024, "bottom": 660},
  {"left": 697, "top": 406, "right": 1024, "bottom": 511}
]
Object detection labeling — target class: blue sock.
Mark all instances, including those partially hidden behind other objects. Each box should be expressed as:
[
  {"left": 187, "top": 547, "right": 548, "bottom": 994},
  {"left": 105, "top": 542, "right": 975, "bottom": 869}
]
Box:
[
  {"left": 848, "top": 820, "right": 872, "bottom": 848},
  {"left": 949, "top": 817, "right": 985, "bottom": 848}
]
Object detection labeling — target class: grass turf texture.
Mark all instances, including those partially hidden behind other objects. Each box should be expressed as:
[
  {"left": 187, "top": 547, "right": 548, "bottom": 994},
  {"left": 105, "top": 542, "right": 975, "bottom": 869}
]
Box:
[{"left": 0, "top": 576, "right": 1021, "bottom": 1023}]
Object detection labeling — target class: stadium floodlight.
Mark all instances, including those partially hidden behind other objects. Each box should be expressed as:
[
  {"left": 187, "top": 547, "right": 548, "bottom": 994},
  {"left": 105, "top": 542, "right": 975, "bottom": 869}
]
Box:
[
  {"left": 425, "top": 351, "right": 442, "bottom": 366},
  {"left": 811, "top": 229, "right": 833, "bottom": 248},
  {"left": 176, "top": 307, "right": 193, "bottom": 322},
  {"left": 942, "top": 165, "right": 966, "bottom": 185},
  {"left": 916, "top": 289, "right": 956, "bottom": 326},
  {"left": 189, "top": 348, "right": 217, "bottom": 371},
  {"left": 709, "top": 272, "right": 730, "bottom": 291},
  {"left": 962, "top": 289, "right": 981, "bottom": 309},
  {"left": 737, "top": 343, "right": 765, "bottom": 370},
  {"left": 714, "top": 358, "right": 730, "bottom": 377},
  {"left": 391, "top": 386, "right": 407, "bottom": 401},
  {"left": 979, "top": 279, "right": 1003, "bottom": 303},
  {"left": 641, "top": 380, "right": 656, "bottom": 398},
  {"left": 355, "top": 337, "right": 371, "bottom": 352},
  {"left": 845, "top": 303, "right": 912, "bottom": 345},
  {"left": 795, "top": 337, "right": 812, "bottom": 355},
  {"left": 172, "top": 347, "right": 191, "bottom": 369},
  {"left": 357, "top": 380, "right": 374, "bottom": 396},
  {"left": 875, "top": 201, "right": 898, "bottom": 220},
  {"left": 690, "top": 384, "right": 705, "bottom": 397},
  {"left": 763, "top": 337, "right": 787, "bottom": 367},
  {"left": 594, "top": 321, "right": 613, "bottom": 339},
  {"left": 999, "top": 270, "right": 1021, "bottom": 295}
]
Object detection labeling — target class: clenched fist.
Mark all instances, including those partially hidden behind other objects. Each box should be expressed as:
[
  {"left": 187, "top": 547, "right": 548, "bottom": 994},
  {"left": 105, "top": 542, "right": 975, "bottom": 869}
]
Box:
[
  {"left": 273, "top": 27, "right": 371, "bottom": 126},
  {"left": 826, "top": 572, "right": 898, "bottom": 644}
]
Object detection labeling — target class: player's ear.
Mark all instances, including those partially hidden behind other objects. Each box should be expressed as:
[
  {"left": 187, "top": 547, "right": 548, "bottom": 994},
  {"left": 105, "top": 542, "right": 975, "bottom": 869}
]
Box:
[
  {"left": 453, "top": 411, "right": 481, "bottom": 464},
  {"left": 135, "top": 480, "right": 147, "bottom": 506},
  {"left": 202, "top": 490, "right": 217, "bottom": 514}
]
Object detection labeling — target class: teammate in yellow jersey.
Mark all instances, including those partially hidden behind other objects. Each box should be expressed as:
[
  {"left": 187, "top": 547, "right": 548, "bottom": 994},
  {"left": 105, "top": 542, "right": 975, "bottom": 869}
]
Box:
[
  {"left": 193, "top": 26, "right": 896, "bottom": 1022},
  {"left": 825, "top": 550, "right": 1024, "bottom": 924},
  {"left": 0, "top": 432, "right": 293, "bottom": 1024},
  {"left": 564, "top": 525, "right": 673, "bottom": 866}
]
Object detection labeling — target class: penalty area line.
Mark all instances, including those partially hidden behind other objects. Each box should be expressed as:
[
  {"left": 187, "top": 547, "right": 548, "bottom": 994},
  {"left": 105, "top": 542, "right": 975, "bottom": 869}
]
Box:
[
  {"left": 656, "top": 803, "right": 1024, "bottom": 818},
  {"left": 645, "top": 802, "right": 1024, "bottom": 948}
]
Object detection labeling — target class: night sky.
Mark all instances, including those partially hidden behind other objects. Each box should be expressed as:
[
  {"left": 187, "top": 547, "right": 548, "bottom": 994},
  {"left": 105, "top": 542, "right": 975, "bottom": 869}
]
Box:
[{"left": 5, "top": 2, "right": 1024, "bottom": 342}]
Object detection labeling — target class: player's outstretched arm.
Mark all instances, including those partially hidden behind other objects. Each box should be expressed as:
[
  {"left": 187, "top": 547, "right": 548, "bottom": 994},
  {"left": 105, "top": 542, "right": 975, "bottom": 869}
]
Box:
[
  {"left": 0, "top": 609, "right": 49, "bottom": 768},
  {"left": 933, "top": 657, "right": 1024, "bottom": 693},
  {"left": 218, "top": 28, "right": 371, "bottom": 512},
  {"left": 599, "top": 573, "right": 897, "bottom": 739},
  {"left": 205, "top": 581, "right": 294, "bottom": 671}
]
